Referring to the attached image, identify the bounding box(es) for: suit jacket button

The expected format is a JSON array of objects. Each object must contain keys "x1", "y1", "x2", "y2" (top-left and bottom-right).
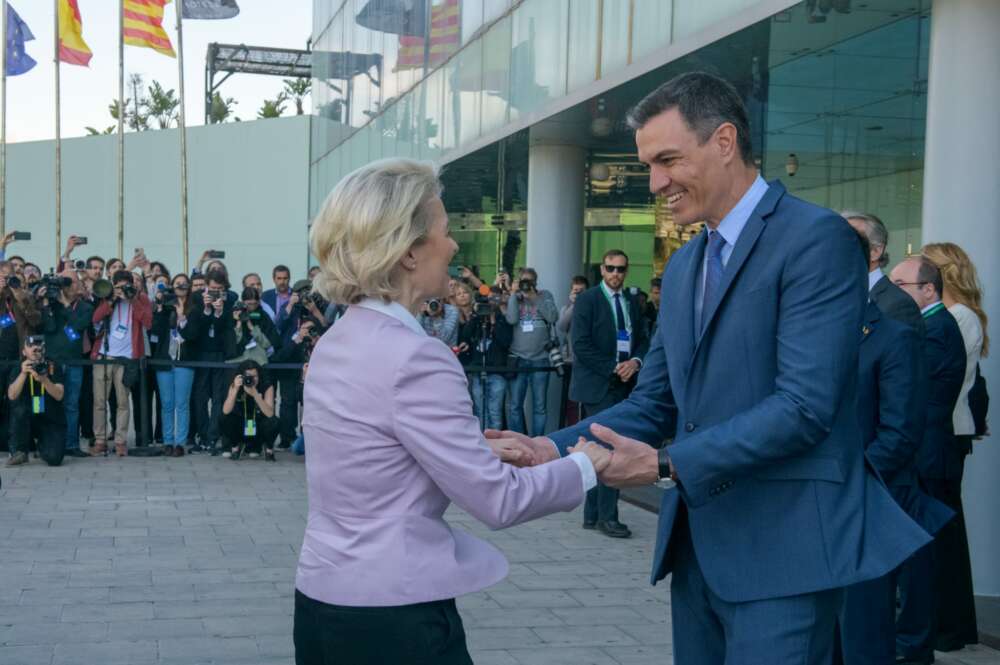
[{"x1": 684, "y1": 422, "x2": 696, "y2": 433}]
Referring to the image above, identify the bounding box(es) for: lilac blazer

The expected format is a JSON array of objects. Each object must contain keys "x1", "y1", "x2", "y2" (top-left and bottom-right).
[{"x1": 295, "y1": 302, "x2": 585, "y2": 607}]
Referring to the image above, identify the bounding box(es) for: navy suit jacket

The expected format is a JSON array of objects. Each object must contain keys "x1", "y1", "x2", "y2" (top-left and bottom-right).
[
  {"x1": 550, "y1": 181, "x2": 929, "y2": 603},
  {"x1": 569, "y1": 286, "x2": 649, "y2": 405},
  {"x1": 915, "y1": 307, "x2": 966, "y2": 480},
  {"x1": 857, "y1": 302, "x2": 952, "y2": 535}
]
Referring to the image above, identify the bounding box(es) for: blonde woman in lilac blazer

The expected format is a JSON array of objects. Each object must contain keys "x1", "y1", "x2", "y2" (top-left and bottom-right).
[{"x1": 294, "y1": 158, "x2": 609, "y2": 665}]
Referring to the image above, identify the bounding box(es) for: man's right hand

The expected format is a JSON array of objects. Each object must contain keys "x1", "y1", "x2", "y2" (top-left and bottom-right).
[
  {"x1": 64, "y1": 235, "x2": 82, "y2": 257},
  {"x1": 484, "y1": 429, "x2": 560, "y2": 466},
  {"x1": 1, "y1": 231, "x2": 17, "y2": 249},
  {"x1": 21, "y1": 359, "x2": 38, "y2": 380},
  {"x1": 296, "y1": 322, "x2": 313, "y2": 342}
]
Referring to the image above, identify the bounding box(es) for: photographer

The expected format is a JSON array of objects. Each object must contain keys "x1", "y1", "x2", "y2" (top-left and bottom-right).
[
  {"x1": 5, "y1": 336, "x2": 66, "y2": 467},
  {"x1": 504, "y1": 267, "x2": 559, "y2": 435},
  {"x1": 221, "y1": 360, "x2": 277, "y2": 461},
  {"x1": 190, "y1": 269, "x2": 237, "y2": 454},
  {"x1": 151, "y1": 273, "x2": 200, "y2": 456},
  {"x1": 90, "y1": 270, "x2": 152, "y2": 457},
  {"x1": 272, "y1": 280, "x2": 325, "y2": 449},
  {"x1": 262, "y1": 265, "x2": 292, "y2": 324},
  {"x1": 227, "y1": 287, "x2": 280, "y2": 366},
  {"x1": 419, "y1": 297, "x2": 459, "y2": 347},
  {"x1": 242, "y1": 273, "x2": 277, "y2": 321},
  {"x1": 271, "y1": 315, "x2": 320, "y2": 449},
  {"x1": 458, "y1": 286, "x2": 513, "y2": 430},
  {"x1": 38, "y1": 270, "x2": 93, "y2": 457}
]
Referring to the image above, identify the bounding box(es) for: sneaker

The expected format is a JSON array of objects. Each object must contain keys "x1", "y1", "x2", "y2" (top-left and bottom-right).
[
  {"x1": 66, "y1": 449, "x2": 90, "y2": 458},
  {"x1": 209, "y1": 446, "x2": 221, "y2": 457},
  {"x1": 222, "y1": 450, "x2": 232, "y2": 459},
  {"x1": 5, "y1": 452, "x2": 28, "y2": 466},
  {"x1": 248, "y1": 452, "x2": 260, "y2": 459},
  {"x1": 188, "y1": 444, "x2": 204, "y2": 454}
]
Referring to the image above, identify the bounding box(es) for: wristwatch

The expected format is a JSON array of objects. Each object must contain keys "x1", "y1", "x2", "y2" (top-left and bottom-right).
[{"x1": 658, "y1": 447, "x2": 676, "y2": 482}]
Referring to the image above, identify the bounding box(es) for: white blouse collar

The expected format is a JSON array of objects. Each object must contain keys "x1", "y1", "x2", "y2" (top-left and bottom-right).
[{"x1": 356, "y1": 298, "x2": 427, "y2": 337}]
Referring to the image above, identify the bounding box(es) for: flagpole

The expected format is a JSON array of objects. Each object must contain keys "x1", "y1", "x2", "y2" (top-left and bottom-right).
[
  {"x1": 54, "y1": 0, "x2": 62, "y2": 268},
  {"x1": 175, "y1": 0, "x2": 189, "y2": 274},
  {"x1": 117, "y1": 0, "x2": 124, "y2": 258},
  {"x1": 1, "y1": 0, "x2": 8, "y2": 239}
]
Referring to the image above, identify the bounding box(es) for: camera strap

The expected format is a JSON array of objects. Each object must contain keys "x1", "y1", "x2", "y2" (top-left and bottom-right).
[
  {"x1": 242, "y1": 397, "x2": 257, "y2": 437},
  {"x1": 29, "y1": 375, "x2": 46, "y2": 414}
]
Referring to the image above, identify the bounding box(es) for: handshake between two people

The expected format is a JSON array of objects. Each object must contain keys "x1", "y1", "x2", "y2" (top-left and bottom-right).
[{"x1": 485, "y1": 423, "x2": 664, "y2": 489}]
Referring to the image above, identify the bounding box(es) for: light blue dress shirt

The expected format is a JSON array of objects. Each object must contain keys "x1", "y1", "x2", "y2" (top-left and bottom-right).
[{"x1": 694, "y1": 175, "x2": 770, "y2": 326}]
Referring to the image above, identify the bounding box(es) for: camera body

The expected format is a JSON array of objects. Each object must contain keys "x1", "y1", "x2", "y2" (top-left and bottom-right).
[
  {"x1": 33, "y1": 274, "x2": 73, "y2": 297},
  {"x1": 120, "y1": 283, "x2": 138, "y2": 300},
  {"x1": 426, "y1": 298, "x2": 442, "y2": 315},
  {"x1": 518, "y1": 279, "x2": 535, "y2": 293},
  {"x1": 545, "y1": 340, "x2": 566, "y2": 377},
  {"x1": 473, "y1": 292, "x2": 497, "y2": 317},
  {"x1": 241, "y1": 373, "x2": 257, "y2": 389},
  {"x1": 156, "y1": 284, "x2": 177, "y2": 307}
]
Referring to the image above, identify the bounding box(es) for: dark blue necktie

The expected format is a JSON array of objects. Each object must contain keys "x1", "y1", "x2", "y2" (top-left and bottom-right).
[
  {"x1": 701, "y1": 230, "x2": 725, "y2": 331},
  {"x1": 613, "y1": 293, "x2": 628, "y2": 362}
]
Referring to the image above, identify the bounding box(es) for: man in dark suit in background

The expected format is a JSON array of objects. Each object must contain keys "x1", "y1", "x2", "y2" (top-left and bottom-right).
[
  {"x1": 844, "y1": 211, "x2": 925, "y2": 336},
  {"x1": 570, "y1": 249, "x2": 649, "y2": 538},
  {"x1": 890, "y1": 255, "x2": 967, "y2": 663},
  {"x1": 837, "y1": 235, "x2": 954, "y2": 665}
]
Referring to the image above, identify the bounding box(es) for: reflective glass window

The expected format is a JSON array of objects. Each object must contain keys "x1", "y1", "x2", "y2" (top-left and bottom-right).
[
  {"x1": 600, "y1": 0, "x2": 631, "y2": 77},
  {"x1": 509, "y1": 0, "x2": 568, "y2": 121},
  {"x1": 567, "y1": 0, "x2": 599, "y2": 92},
  {"x1": 632, "y1": 0, "x2": 672, "y2": 61},
  {"x1": 444, "y1": 38, "x2": 483, "y2": 149},
  {"x1": 480, "y1": 15, "x2": 511, "y2": 134}
]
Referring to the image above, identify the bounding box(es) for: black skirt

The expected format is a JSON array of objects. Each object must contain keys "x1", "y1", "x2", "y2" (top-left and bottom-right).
[{"x1": 294, "y1": 588, "x2": 474, "y2": 665}]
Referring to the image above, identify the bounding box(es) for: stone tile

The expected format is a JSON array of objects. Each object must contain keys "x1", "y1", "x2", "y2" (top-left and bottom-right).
[
  {"x1": 551, "y1": 606, "x2": 647, "y2": 626},
  {"x1": 203, "y1": 614, "x2": 293, "y2": 638},
  {"x1": 604, "y1": 645, "x2": 674, "y2": 664},
  {"x1": 114, "y1": 618, "x2": 205, "y2": 640},
  {"x1": 52, "y1": 639, "x2": 157, "y2": 665},
  {"x1": 508, "y1": 647, "x2": 619, "y2": 665},
  {"x1": 0, "y1": 645, "x2": 54, "y2": 665},
  {"x1": 467, "y1": 627, "x2": 542, "y2": 650},
  {"x1": 157, "y1": 635, "x2": 261, "y2": 663},
  {"x1": 463, "y1": 607, "x2": 564, "y2": 629},
  {"x1": 61, "y1": 601, "x2": 153, "y2": 622},
  {"x1": 531, "y1": 625, "x2": 638, "y2": 648},
  {"x1": 488, "y1": 590, "x2": 582, "y2": 609}
]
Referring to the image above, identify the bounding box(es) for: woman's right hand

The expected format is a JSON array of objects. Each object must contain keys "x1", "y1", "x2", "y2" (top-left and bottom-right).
[{"x1": 568, "y1": 438, "x2": 612, "y2": 473}]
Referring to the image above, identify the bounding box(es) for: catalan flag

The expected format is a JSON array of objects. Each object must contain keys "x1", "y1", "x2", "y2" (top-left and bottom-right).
[
  {"x1": 57, "y1": 0, "x2": 93, "y2": 66},
  {"x1": 124, "y1": 0, "x2": 176, "y2": 58},
  {"x1": 396, "y1": 0, "x2": 459, "y2": 71}
]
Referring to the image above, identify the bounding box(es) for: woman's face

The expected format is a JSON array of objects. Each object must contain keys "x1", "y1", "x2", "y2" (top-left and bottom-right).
[
  {"x1": 107, "y1": 260, "x2": 125, "y2": 276},
  {"x1": 172, "y1": 277, "x2": 190, "y2": 297},
  {"x1": 409, "y1": 198, "x2": 458, "y2": 301},
  {"x1": 454, "y1": 287, "x2": 472, "y2": 307},
  {"x1": 244, "y1": 298, "x2": 260, "y2": 312}
]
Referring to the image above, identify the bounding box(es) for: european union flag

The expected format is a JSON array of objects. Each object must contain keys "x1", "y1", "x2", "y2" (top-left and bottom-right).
[{"x1": 5, "y1": 4, "x2": 37, "y2": 76}]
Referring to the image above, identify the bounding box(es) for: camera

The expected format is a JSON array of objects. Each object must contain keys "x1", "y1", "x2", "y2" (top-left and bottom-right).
[
  {"x1": 473, "y1": 285, "x2": 497, "y2": 317},
  {"x1": 156, "y1": 284, "x2": 177, "y2": 307},
  {"x1": 241, "y1": 373, "x2": 257, "y2": 389},
  {"x1": 26, "y1": 336, "x2": 48, "y2": 376},
  {"x1": 7, "y1": 275, "x2": 22, "y2": 290},
  {"x1": 426, "y1": 298, "x2": 442, "y2": 314},
  {"x1": 120, "y1": 283, "x2": 138, "y2": 300},
  {"x1": 204, "y1": 288, "x2": 222, "y2": 303},
  {"x1": 518, "y1": 279, "x2": 535, "y2": 292},
  {"x1": 234, "y1": 301, "x2": 254, "y2": 323},
  {"x1": 32, "y1": 274, "x2": 73, "y2": 297},
  {"x1": 545, "y1": 340, "x2": 566, "y2": 377},
  {"x1": 73, "y1": 259, "x2": 86, "y2": 271}
]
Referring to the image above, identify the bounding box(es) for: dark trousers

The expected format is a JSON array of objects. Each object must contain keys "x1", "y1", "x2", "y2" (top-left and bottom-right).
[
  {"x1": 9, "y1": 405, "x2": 65, "y2": 467},
  {"x1": 79, "y1": 361, "x2": 95, "y2": 439},
  {"x1": 837, "y1": 567, "x2": 898, "y2": 665},
  {"x1": 129, "y1": 366, "x2": 157, "y2": 446},
  {"x1": 293, "y1": 589, "x2": 472, "y2": 665},
  {"x1": 221, "y1": 411, "x2": 278, "y2": 452},
  {"x1": 671, "y1": 514, "x2": 841, "y2": 665},
  {"x1": 193, "y1": 353, "x2": 227, "y2": 446},
  {"x1": 581, "y1": 382, "x2": 630, "y2": 524},
  {"x1": 896, "y1": 540, "x2": 937, "y2": 659},
  {"x1": 277, "y1": 375, "x2": 302, "y2": 446},
  {"x1": 926, "y1": 454, "x2": 979, "y2": 649}
]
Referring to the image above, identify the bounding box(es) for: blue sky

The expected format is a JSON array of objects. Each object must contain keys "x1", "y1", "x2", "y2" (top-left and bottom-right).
[{"x1": 4, "y1": 0, "x2": 313, "y2": 143}]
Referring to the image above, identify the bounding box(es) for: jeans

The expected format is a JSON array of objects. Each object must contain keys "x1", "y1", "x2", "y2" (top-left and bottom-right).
[
  {"x1": 156, "y1": 368, "x2": 195, "y2": 447},
  {"x1": 291, "y1": 433, "x2": 305, "y2": 456},
  {"x1": 469, "y1": 373, "x2": 507, "y2": 431},
  {"x1": 507, "y1": 358, "x2": 550, "y2": 436},
  {"x1": 61, "y1": 365, "x2": 84, "y2": 451}
]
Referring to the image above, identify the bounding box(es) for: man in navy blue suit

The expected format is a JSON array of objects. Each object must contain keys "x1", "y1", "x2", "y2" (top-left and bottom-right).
[
  {"x1": 489, "y1": 72, "x2": 929, "y2": 664},
  {"x1": 889, "y1": 255, "x2": 967, "y2": 663},
  {"x1": 570, "y1": 249, "x2": 650, "y2": 538},
  {"x1": 836, "y1": 232, "x2": 953, "y2": 665}
]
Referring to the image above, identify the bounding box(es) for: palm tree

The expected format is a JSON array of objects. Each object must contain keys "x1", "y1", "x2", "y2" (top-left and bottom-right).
[
  {"x1": 85, "y1": 126, "x2": 116, "y2": 135},
  {"x1": 109, "y1": 98, "x2": 148, "y2": 132},
  {"x1": 209, "y1": 92, "x2": 237, "y2": 124},
  {"x1": 146, "y1": 80, "x2": 180, "y2": 129},
  {"x1": 281, "y1": 78, "x2": 311, "y2": 115},
  {"x1": 258, "y1": 94, "x2": 288, "y2": 119}
]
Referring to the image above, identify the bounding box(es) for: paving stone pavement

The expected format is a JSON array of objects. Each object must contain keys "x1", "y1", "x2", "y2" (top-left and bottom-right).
[{"x1": 0, "y1": 453, "x2": 997, "y2": 665}]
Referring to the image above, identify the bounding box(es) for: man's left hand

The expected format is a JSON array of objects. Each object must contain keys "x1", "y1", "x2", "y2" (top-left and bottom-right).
[
  {"x1": 484, "y1": 429, "x2": 560, "y2": 466},
  {"x1": 614, "y1": 359, "x2": 640, "y2": 383},
  {"x1": 589, "y1": 423, "x2": 658, "y2": 488}
]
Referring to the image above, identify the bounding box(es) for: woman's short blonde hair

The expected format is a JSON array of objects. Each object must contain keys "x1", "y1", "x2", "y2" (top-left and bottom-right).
[{"x1": 310, "y1": 158, "x2": 442, "y2": 305}]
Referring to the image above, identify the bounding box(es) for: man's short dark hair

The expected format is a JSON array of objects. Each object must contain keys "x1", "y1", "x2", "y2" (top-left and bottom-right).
[
  {"x1": 86, "y1": 256, "x2": 105, "y2": 268},
  {"x1": 650, "y1": 277, "x2": 662, "y2": 288},
  {"x1": 915, "y1": 256, "x2": 944, "y2": 298},
  {"x1": 237, "y1": 359, "x2": 263, "y2": 376},
  {"x1": 273, "y1": 265, "x2": 290, "y2": 278},
  {"x1": 8, "y1": 255, "x2": 24, "y2": 263},
  {"x1": 627, "y1": 71, "x2": 753, "y2": 165},
  {"x1": 205, "y1": 269, "x2": 230, "y2": 290},
  {"x1": 571, "y1": 275, "x2": 590, "y2": 288},
  {"x1": 602, "y1": 249, "x2": 629, "y2": 265},
  {"x1": 242, "y1": 272, "x2": 261, "y2": 287},
  {"x1": 112, "y1": 270, "x2": 133, "y2": 285},
  {"x1": 843, "y1": 210, "x2": 889, "y2": 267}
]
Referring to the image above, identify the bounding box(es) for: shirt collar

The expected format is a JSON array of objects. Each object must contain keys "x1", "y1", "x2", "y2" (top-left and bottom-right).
[
  {"x1": 356, "y1": 298, "x2": 427, "y2": 336},
  {"x1": 711, "y1": 174, "x2": 769, "y2": 248},
  {"x1": 920, "y1": 300, "x2": 943, "y2": 315},
  {"x1": 600, "y1": 281, "x2": 622, "y2": 298},
  {"x1": 868, "y1": 268, "x2": 883, "y2": 292}
]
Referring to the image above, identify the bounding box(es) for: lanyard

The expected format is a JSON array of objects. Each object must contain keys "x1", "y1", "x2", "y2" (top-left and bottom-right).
[
  {"x1": 29, "y1": 375, "x2": 45, "y2": 398},
  {"x1": 242, "y1": 394, "x2": 256, "y2": 423},
  {"x1": 518, "y1": 301, "x2": 539, "y2": 321},
  {"x1": 600, "y1": 282, "x2": 632, "y2": 332},
  {"x1": 922, "y1": 302, "x2": 946, "y2": 319}
]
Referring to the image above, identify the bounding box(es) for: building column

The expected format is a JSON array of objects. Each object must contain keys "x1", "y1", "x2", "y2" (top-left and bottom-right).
[
  {"x1": 526, "y1": 141, "x2": 586, "y2": 433},
  {"x1": 526, "y1": 142, "x2": 587, "y2": 303},
  {"x1": 921, "y1": 0, "x2": 1000, "y2": 596}
]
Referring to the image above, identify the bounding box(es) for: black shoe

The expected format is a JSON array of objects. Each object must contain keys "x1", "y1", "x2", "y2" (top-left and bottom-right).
[
  {"x1": 209, "y1": 446, "x2": 221, "y2": 457},
  {"x1": 934, "y1": 638, "x2": 967, "y2": 653},
  {"x1": 229, "y1": 447, "x2": 242, "y2": 461},
  {"x1": 66, "y1": 449, "x2": 89, "y2": 458},
  {"x1": 895, "y1": 651, "x2": 934, "y2": 664},
  {"x1": 277, "y1": 441, "x2": 291, "y2": 450},
  {"x1": 264, "y1": 450, "x2": 276, "y2": 462},
  {"x1": 597, "y1": 521, "x2": 632, "y2": 539},
  {"x1": 187, "y1": 444, "x2": 203, "y2": 454},
  {"x1": 582, "y1": 521, "x2": 597, "y2": 530}
]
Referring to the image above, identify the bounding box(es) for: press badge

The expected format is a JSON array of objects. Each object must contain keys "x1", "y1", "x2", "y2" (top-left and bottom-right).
[
  {"x1": 0, "y1": 314, "x2": 14, "y2": 329},
  {"x1": 617, "y1": 330, "x2": 631, "y2": 355},
  {"x1": 112, "y1": 323, "x2": 128, "y2": 340},
  {"x1": 244, "y1": 419, "x2": 257, "y2": 437},
  {"x1": 149, "y1": 334, "x2": 159, "y2": 344},
  {"x1": 245, "y1": 339, "x2": 258, "y2": 350},
  {"x1": 64, "y1": 325, "x2": 81, "y2": 342},
  {"x1": 32, "y1": 395, "x2": 45, "y2": 415},
  {"x1": 521, "y1": 320, "x2": 535, "y2": 333}
]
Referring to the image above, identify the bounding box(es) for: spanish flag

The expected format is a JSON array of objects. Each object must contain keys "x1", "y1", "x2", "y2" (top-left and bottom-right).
[
  {"x1": 58, "y1": 0, "x2": 93, "y2": 66},
  {"x1": 124, "y1": 0, "x2": 176, "y2": 58}
]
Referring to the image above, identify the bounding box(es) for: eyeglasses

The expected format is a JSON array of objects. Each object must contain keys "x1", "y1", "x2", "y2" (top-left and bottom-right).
[{"x1": 603, "y1": 265, "x2": 628, "y2": 274}]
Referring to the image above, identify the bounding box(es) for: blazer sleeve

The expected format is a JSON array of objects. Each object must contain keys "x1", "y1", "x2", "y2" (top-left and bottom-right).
[
  {"x1": 866, "y1": 324, "x2": 925, "y2": 480},
  {"x1": 667, "y1": 215, "x2": 866, "y2": 507},
  {"x1": 392, "y1": 336, "x2": 584, "y2": 529}
]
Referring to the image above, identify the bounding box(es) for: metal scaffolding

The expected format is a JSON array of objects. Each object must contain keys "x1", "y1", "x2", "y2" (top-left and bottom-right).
[{"x1": 204, "y1": 43, "x2": 312, "y2": 123}]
